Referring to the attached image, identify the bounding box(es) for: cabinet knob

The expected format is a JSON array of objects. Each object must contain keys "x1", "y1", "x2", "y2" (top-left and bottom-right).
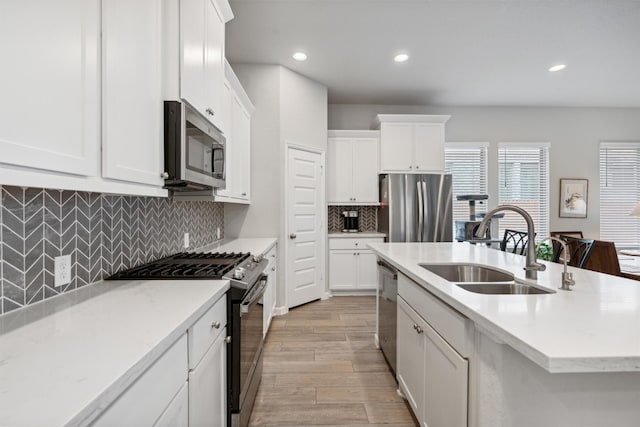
[
  {"x1": 242, "y1": 192, "x2": 247, "y2": 196},
  {"x1": 206, "y1": 108, "x2": 215, "y2": 116},
  {"x1": 416, "y1": 165, "x2": 420, "y2": 169},
  {"x1": 416, "y1": 326, "x2": 424, "y2": 334},
  {"x1": 409, "y1": 166, "x2": 413, "y2": 169},
  {"x1": 224, "y1": 336, "x2": 231, "y2": 344},
  {"x1": 289, "y1": 233, "x2": 297, "y2": 239},
  {"x1": 211, "y1": 321, "x2": 221, "y2": 329},
  {"x1": 271, "y1": 267, "x2": 276, "y2": 271},
  {"x1": 161, "y1": 172, "x2": 169, "y2": 179}
]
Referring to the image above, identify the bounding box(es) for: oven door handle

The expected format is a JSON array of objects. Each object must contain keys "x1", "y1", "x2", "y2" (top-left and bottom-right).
[{"x1": 240, "y1": 274, "x2": 268, "y2": 316}]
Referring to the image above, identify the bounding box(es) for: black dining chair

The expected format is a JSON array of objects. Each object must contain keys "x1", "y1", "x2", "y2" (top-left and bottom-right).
[
  {"x1": 500, "y1": 229, "x2": 532, "y2": 255},
  {"x1": 553, "y1": 235, "x2": 596, "y2": 268}
]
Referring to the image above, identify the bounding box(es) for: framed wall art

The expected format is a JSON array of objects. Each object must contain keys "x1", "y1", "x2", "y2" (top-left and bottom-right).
[{"x1": 559, "y1": 178, "x2": 588, "y2": 218}]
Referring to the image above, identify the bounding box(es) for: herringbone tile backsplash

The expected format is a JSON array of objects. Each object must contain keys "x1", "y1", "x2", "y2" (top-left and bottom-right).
[
  {"x1": 328, "y1": 206, "x2": 378, "y2": 232},
  {"x1": 0, "y1": 185, "x2": 224, "y2": 315}
]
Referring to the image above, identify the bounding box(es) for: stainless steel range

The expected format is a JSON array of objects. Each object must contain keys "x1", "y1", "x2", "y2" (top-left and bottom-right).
[{"x1": 108, "y1": 251, "x2": 268, "y2": 427}]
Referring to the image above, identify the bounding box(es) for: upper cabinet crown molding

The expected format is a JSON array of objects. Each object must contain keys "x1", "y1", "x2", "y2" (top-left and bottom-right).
[
  {"x1": 374, "y1": 114, "x2": 451, "y2": 126},
  {"x1": 328, "y1": 130, "x2": 379, "y2": 139}
]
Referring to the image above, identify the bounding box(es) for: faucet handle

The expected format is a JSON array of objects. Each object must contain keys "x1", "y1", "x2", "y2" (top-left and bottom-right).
[{"x1": 524, "y1": 262, "x2": 546, "y2": 272}]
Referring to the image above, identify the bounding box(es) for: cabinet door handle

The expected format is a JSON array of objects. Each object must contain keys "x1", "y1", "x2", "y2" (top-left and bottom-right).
[{"x1": 211, "y1": 321, "x2": 221, "y2": 329}]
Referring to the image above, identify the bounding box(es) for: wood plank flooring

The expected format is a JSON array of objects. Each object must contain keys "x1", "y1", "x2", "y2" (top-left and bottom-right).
[{"x1": 249, "y1": 296, "x2": 417, "y2": 427}]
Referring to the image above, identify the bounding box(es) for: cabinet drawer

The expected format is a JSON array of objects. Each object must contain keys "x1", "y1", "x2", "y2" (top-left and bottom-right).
[
  {"x1": 92, "y1": 334, "x2": 188, "y2": 426},
  {"x1": 188, "y1": 295, "x2": 227, "y2": 369},
  {"x1": 398, "y1": 273, "x2": 470, "y2": 357},
  {"x1": 329, "y1": 237, "x2": 383, "y2": 250}
]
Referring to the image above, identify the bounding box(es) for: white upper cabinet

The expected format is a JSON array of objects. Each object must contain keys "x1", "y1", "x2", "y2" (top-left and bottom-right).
[
  {"x1": 0, "y1": 0, "x2": 100, "y2": 176},
  {"x1": 180, "y1": 0, "x2": 232, "y2": 133},
  {"x1": 102, "y1": 0, "x2": 164, "y2": 187},
  {"x1": 376, "y1": 115, "x2": 450, "y2": 173},
  {"x1": 327, "y1": 130, "x2": 379, "y2": 205},
  {"x1": 214, "y1": 61, "x2": 253, "y2": 203}
]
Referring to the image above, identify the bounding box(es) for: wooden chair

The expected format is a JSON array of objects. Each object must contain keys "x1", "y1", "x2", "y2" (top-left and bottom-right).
[
  {"x1": 584, "y1": 240, "x2": 640, "y2": 281},
  {"x1": 553, "y1": 236, "x2": 596, "y2": 268},
  {"x1": 550, "y1": 231, "x2": 583, "y2": 256},
  {"x1": 500, "y1": 229, "x2": 532, "y2": 255}
]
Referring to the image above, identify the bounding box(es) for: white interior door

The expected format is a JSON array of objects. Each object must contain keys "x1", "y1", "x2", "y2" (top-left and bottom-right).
[{"x1": 286, "y1": 145, "x2": 325, "y2": 308}]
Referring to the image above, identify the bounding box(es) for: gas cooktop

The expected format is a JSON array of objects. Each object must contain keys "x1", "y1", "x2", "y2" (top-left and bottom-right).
[{"x1": 107, "y1": 252, "x2": 251, "y2": 280}]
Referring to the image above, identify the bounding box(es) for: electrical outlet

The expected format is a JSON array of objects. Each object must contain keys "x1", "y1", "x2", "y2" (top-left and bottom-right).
[
  {"x1": 55, "y1": 255, "x2": 71, "y2": 287},
  {"x1": 184, "y1": 233, "x2": 190, "y2": 249},
  {"x1": 216, "y1": 226, "x2": 221, "y2": 240}
]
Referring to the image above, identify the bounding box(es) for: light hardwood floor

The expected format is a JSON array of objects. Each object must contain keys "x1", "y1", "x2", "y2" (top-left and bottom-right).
[{"x1": 249, "y1": 296, "x2": 417, "y2": 427}]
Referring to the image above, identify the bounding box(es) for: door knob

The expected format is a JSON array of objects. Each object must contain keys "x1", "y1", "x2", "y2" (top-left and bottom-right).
[{"x1": 289, "y1": 233, "x2": 297, "y2": 239}]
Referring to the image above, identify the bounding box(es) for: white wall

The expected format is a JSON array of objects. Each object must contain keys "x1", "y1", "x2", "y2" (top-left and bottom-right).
[{"x1": 329, "y1": 104, "x2": 640, "y2": 238}]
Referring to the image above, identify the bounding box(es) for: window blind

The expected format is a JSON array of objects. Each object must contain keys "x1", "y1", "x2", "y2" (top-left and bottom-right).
[
  {"x1": 599, "y1": 142, "x2": 640, "y2": 246},
  {"x1": 445, "y1": 143, "x2": 489, "y2": 236},
  {"x1": 497, "y1": 143, "x2": 550, "y2": 242}
]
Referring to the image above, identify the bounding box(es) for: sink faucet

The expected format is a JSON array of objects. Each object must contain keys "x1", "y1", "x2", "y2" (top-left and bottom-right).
[
  {"x1": 539, "y1": 236, "x2": 575, "y2": 291},
  {"x1": 475, "y1": 205, "x2": 546, "y2": 280}
]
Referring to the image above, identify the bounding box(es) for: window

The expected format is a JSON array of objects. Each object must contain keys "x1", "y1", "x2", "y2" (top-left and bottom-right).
[
  {"x1": 445, "y1": 143, "x2": 489, "y2": 236},
  {"x1": 497, "y1": 143, "x2": 550, "y2": 242},
  {"x1": 600, "y1": 142, "x2": 640, "y2": 247}
]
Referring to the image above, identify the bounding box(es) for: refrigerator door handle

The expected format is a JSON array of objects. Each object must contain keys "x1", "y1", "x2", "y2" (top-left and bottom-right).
[
  {"x1": 416, "y1": 180, "x2": 424, "y2": 242},
  {"x1": 422, "y1": 180, "x2": 429, "y2": 241}
]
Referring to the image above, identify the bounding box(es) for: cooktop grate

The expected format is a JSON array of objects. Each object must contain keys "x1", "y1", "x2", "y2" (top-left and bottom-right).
[{"x1": 107, "y1": 252, "x2": 251, "y2": 280}]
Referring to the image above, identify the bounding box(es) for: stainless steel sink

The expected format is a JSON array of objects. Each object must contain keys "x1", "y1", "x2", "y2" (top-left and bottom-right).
[
  {"x1": 456, "y1": 283, "x2": 553, "y2": 295},
  {"x1": 420, "y1": 263, "x2": 515, "y2": 283}
]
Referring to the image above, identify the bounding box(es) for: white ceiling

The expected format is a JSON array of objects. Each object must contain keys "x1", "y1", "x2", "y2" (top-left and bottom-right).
[{"x1": 225, "y1": 0, "x2": 640, "y2": 107}]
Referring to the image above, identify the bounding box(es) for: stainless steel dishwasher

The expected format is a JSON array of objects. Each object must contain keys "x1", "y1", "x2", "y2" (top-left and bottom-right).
[{"x1": 377, "y1": 258, "x2": 398, "y2": 375}]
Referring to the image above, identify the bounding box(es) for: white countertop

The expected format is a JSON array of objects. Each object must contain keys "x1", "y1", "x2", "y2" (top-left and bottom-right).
[
  {"x1": 201, "y1": 237, "x2": 277, "y2": 256},
  {"x1": 0, "y1": 279, "x2": 229, "y2": 427},
  {"x1": 328, "y1": 231, "x2": 386, "y2": 238},
  {"x1": 369, "y1": 242, "x2": 640, "y2": 373}
]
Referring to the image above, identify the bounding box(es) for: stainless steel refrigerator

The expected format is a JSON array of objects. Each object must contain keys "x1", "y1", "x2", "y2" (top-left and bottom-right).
[{"x1": 378, "y1": 173, "x2": 453, "y2": 242}]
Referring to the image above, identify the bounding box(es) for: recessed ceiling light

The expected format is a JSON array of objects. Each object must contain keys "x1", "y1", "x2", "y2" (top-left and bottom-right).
[
  {"x1": 548, "y1": 64, "x2": 566, "y2": 72},
  {"x1": 293, "y1": 52, "x2": 307, "y2": 61},
  {"x1": 394, "y1": 53, "x2": 409, "y2": 63}
]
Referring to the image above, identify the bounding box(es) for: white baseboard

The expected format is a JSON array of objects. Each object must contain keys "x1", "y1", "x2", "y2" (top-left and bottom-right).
[
  {"x1": 273, "y1": 306, "x2": 289, "y2": 316},
  {"x1": 328, "y1": 290, "x2": 377, "y2": 297},
  {"x1": 321, "y1": 291, "x2": 332, "y2": 300},
  {"x1": 374, "y1": 333, "x2": 379, "y2": 349}
]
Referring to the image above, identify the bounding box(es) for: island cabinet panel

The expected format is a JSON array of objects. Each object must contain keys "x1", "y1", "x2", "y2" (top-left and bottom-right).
[
  {"x1": 397, "y1": 273, "x2": 470, "y2": 427},
  {"x1": 153, "y1": 383, "x2": 188, "y2": 427}
]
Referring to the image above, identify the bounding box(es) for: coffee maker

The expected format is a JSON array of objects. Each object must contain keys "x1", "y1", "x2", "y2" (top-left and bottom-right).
[{"x1": 342, "y1": 210, "x2": 359, "y2": 232}]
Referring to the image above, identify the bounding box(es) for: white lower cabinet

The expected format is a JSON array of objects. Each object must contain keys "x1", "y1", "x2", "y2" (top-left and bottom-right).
[
  {"x1": 262, "y1": 244, "x2": 278, "y2": 336},
  {"x1": 189, "y1": 327, "x2": 227, "y2": 427},
  {"x1": 154, "y1": 382, "x2": 189, "y2": 427},
  {"x1": 92, "y1": 334, "x2": 189, "y2": 426},
  {"x1": 397, "y1": 274, "x2": 469, "y2": 427},
  {"x1": 329, "y1": 237, "x2": 383, "y2": 291},
  {"x1": 91, "y1": 294, "x2": 228, "y2": 426}
]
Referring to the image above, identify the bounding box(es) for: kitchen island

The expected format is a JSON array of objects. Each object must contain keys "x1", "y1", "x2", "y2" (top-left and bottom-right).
[{"x1": 369, "y1": 242, "x2": 640, "y2": 427}]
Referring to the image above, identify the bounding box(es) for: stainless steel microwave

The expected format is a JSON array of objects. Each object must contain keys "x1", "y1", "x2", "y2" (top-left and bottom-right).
[{"x1": 163, "y1": 101, "x2": 226, "y2": 191}]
